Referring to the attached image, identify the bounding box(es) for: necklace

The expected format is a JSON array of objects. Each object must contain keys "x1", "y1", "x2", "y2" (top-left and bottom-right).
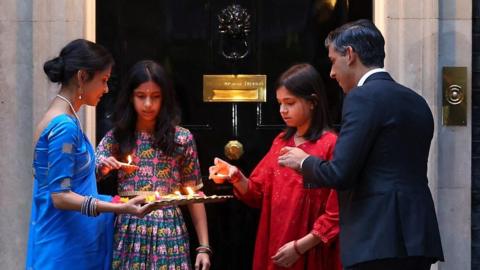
[
  {"x1": 293, "y1": 132, "x2": 305, "y2": 146},
  {"x1": 56, "y1": 94, "x2": 82, "y2": 132}
]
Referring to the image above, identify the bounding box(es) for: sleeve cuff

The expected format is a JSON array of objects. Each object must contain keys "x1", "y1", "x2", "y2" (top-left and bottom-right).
[
  {"x1": 300, "y1": 155, "x2": 310, "y2": 170},
  {"x1": 302, "y1": 156, "x2": 323, "y2": 189},
  {"x1": 311, "y1": 230, "x2": 330, "y2": 244}
]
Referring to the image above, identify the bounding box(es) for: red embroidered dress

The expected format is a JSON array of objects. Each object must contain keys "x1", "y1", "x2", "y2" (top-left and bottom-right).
[{"x1": 235, "y1": 131, "x2": 341, "y2": 270}]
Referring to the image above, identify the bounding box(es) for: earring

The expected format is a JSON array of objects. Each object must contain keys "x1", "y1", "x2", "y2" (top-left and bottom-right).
[{"x1": 78, "y1": 87, "x2": 83, "y2": 100}]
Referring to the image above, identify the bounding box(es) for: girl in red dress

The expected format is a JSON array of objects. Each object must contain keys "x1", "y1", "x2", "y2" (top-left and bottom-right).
[{"x1": 210, "y1": 63, "x2": 341, "y2": 270}]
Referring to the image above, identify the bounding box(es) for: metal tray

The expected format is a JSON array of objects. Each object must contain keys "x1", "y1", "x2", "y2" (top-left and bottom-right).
[{"x1": 150, "y1": 195, "x2": 234, "y2": 206}]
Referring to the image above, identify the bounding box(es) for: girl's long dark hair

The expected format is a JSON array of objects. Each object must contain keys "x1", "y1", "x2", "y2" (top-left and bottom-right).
[
  {"x1": 277, "y1": 63, "x2": 332, "y2": 142},
  {"x1": 112, "y1": 60, "x2": 179, "y2": 158}
]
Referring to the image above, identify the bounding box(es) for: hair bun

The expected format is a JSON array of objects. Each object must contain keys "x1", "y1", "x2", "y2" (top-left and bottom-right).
[{"x1": 43, "y1": 56, "x2": 65, "y2": 83}]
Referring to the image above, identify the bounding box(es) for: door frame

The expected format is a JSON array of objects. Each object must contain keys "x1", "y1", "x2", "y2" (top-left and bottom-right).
[{"x1": 84, "y1": 0, "x2": 97, "y2": 145}]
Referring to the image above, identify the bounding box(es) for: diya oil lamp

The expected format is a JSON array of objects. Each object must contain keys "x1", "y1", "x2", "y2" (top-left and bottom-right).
[
  {"x1": 119, "y1": 155, "x2": 139, "y2": 174},
  {"x1": 209, "y1": 171, "x2": 229, "y2": 184}
]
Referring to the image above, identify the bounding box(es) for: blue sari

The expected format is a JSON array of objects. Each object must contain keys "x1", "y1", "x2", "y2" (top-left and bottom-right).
[{"x1": 26, "y1": 114, "x2": 114, "y2": 270}]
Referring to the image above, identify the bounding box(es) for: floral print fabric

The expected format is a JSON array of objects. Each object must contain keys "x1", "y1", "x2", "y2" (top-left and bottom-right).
[{"x1": 96, "y1": 127, "x2": 202, "y2": 270}]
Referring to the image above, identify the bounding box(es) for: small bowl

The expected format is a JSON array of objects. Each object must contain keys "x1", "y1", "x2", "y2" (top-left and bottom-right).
[
  {"x1": 119, "y1": 162, "x2": 139, "y2": 174},
  {"x1": 209, "y1": 173, "x2": 228, "y2": 184}
]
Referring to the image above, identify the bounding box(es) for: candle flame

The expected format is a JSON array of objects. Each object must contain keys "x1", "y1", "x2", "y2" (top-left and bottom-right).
[
  {"x1": 186, "y1": 187, "x2": 194, "y2": 195},
  {"x1": 174, "y1": 191, "x2": 182, "y2": 196},
  {"x1": 127, "y1": 155, "x2": 132, "y2": 164}
]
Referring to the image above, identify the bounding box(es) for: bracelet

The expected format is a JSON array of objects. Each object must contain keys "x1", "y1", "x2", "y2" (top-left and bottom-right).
[
  {"x1": 196, "y1": 249, "x2": 213, "y2": 256},
  {"x1": 80, "y1": 196, "x2": 100, "y2": 217},
  {"x1": 196, "y1": 247, "x2": 213, "y2": 253},
  {"x1": 293, "y1": 240, "x2": 303, "y2": 256},
  {"x1": 197, "y1": 244, "x2": 211, "y2": 249},
  {"x1": 197, "y1": 250, "x2": 211, "y2": 257},
  {"x1": 92, "y1": 198, "x2": 99, "y2": 217},
  {"x1": 196, "y1": 244, "x2": 213, "y2": 255}
]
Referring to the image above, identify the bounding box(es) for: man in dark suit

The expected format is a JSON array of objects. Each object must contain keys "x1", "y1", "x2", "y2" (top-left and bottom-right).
[{"x1": 278, "y1": 19, "x2": 444, "y2": 270}]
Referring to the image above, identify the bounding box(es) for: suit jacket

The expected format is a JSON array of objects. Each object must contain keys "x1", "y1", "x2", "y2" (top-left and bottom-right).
[{"x1": 302, "y1": 72, "x2": 444, "y2": 267}]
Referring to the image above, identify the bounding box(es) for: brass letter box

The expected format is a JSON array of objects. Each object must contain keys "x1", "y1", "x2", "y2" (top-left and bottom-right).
[
  {"x1": 442, "y1": 67, "x2": 467, "y2": 126},
  {"x1": 203, "y1": 74, "x2": 267, "y2": 102}
]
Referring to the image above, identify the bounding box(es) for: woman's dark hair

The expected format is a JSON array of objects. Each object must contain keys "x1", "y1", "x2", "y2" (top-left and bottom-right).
[
  {"x1": 325, "y1": 19, "x2": 385, "y2": 68},
  {"x1": 43, "y1": 39, "x2": 114, "y2": 84},
  {"x1": 277, "y1": 63, "x2": 332, "y2": 142},
  {"x1": 112, "y1": 60, "x2": 180, "y2": 158}
]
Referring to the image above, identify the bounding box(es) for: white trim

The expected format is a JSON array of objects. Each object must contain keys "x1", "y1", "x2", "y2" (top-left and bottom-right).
[
  {"x1": 357, "y1": 68, "x2": 386, "y2": 86},
  {"x1": 373, "y1": 0, "x2": 387, "y2": 67}
]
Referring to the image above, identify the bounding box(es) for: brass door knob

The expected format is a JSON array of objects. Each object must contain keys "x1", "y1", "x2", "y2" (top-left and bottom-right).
[{"x1": 224, "y1": 140, "x2": 244, "y2": 160}]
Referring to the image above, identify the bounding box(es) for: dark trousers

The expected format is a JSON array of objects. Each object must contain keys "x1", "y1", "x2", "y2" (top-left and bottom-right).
[{"x1": 345, "y1": 257, "x2": 433, "y2": 270}]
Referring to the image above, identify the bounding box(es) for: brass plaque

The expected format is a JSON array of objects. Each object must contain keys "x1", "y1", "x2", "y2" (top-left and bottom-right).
[
  {"x1": 203, "y1": 75, "x2": 267, "y2": 102},
  {"x1": 442, "y1": 67, "x2": 467, "y2": 126}
]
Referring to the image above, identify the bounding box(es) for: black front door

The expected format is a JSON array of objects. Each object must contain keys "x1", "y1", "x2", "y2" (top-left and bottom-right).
[{"x1": 96, "y1": 1, "x2": 371, "y2": 269}]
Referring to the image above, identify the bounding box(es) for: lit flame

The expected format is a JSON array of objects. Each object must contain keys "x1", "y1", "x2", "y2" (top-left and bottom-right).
[
  {"x1": 326, "y1": 0, "x2": 337, "y2": 9},
  {"x1": 155, "y1": 191, "x2": 160, "y2": 200},
  {"x1": 186, "y1": 187, "x2": 194, "y2": 195},
  {"x1": 174, "y1": 191, "x2": 182, "y2": 196},
  {"x1": 127, "y1": 155, "x2": 132, "y2": 164}
]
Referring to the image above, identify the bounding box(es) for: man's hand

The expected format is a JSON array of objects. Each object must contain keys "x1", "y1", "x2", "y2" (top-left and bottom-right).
[{"x1": 278, "y1": 146, "x2": 309, "y2": 171}]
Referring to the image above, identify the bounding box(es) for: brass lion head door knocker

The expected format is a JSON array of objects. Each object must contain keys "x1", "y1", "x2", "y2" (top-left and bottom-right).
[{"x1": 218, "y1": 4, "x2": 251, "y2": 62}]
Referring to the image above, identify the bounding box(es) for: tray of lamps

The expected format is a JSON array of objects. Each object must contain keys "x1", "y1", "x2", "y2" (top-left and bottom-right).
[{"x1": 114, "y1": 188, "x2": 234, "y2": 207}]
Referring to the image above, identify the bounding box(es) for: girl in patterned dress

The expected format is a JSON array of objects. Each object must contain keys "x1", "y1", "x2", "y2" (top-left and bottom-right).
[{"x1": 96, "y1": 60, "x2": 210, "y2": 270}]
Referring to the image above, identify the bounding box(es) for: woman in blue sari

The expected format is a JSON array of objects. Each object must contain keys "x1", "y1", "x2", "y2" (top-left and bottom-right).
[{"x1": 26, "y1": 39, "x2": 152, "y2": 270}]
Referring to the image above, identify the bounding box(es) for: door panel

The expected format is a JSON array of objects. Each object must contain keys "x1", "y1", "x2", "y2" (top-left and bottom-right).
[{"x1": 96, "y1": 1, "x2": 371, "y2": 269}]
